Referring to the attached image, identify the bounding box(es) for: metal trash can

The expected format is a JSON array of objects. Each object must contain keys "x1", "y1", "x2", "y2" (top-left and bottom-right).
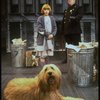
[
  {"x1": 67, "y1": 48, "x2": 94, "y2": 87},
  {"x1": 11, "y1": 44, "x2": 26, "y2": 67}
]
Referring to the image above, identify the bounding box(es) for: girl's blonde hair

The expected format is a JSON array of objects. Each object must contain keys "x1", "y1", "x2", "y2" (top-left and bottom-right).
[{"x1": 41, "y1": 4, "x2": 51, "y2": 14}]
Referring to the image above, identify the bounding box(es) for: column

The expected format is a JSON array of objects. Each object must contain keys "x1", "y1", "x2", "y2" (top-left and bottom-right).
[
  {"x1": 91, "y1": 21, "x2": 95, "y2": 42},
  {"x1": 20, "y1": 22, "x2": 23, "y2": 39},
  {"x1": 7, "y1": 21, "x2": 11, "y2": 52},
  {"x1": 33, "y1": 22, "x2": 38, "y2": 48}
]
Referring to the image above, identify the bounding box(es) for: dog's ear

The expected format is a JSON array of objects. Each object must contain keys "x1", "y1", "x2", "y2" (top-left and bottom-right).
[
  {"x1": 37, "y1": 68, "x2": 45, "y2": 85},
  {"x1": 38, "y1": 71, "x2": 49, "y2": 92},
  {"x1": 38, "y1": 78, "x2": 49, "y2": 92},
  {"x1": 38, "y1": 65, "x2": 48, "y2": 79},
  {"x1": 57, "y1": 77, "x2": 61, "y2": 89},
  {"x1": 49, "y1": 64, "x2": 62, "y2": 76}
]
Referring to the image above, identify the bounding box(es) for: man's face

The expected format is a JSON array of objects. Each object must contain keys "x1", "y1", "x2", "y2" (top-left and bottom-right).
[{"x1": 67, "y1": 0, "x2": 75, "y2": 6}]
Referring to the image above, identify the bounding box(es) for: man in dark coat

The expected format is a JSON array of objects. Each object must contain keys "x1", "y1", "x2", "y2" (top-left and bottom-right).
[{"x1": 62, "y1": 0, "x2": 83, "y2": 63}]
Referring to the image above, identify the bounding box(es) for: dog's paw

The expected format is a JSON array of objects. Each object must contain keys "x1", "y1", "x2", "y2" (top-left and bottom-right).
[{"x1": 63, "y1": 96, "x2": 84, "y2": 100}]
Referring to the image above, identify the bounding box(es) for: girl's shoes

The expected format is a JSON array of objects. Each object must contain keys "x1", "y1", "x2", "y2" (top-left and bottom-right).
[{"x1": 39, "y1": 57, "x2": 49, "y2": 67}]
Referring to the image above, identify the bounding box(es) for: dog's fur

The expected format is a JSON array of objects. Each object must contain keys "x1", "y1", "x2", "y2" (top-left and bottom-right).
[
  {"x1": 4, "y1": 64, "x2": 64, "y2": 100},
  {"x1": 4, "y1": 64, "x2": 84, "y2": 100}
]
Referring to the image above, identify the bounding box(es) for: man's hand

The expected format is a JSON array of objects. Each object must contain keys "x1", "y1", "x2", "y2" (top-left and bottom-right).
[
  {"x1": 70, "y1": 16, "x2": 75, "y2": 19},
  {"x1": 48, "y1": 34, "x2": 53, "y2": 39}
]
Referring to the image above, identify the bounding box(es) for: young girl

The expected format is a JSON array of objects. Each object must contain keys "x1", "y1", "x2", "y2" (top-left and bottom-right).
[{"x1": 36, "y1": 4, "x2": 57, "y2": 66}]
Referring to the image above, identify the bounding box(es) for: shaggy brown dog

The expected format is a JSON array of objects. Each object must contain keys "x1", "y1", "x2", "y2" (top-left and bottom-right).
[
  {"x1": 4, "y1": 64, "x2": 84, "y2": 100},
  {"x1": 4, "y1": 64, "x2": 64, "y2": 100}
]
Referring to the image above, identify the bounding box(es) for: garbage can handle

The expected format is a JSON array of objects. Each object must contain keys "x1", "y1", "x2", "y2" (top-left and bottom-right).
[
  {"x1": 12, "y1": 51, "x2": 18, "y2": 57},
  {"x1": 68, "y1": 54, "x2": 73, "y2": 57}
]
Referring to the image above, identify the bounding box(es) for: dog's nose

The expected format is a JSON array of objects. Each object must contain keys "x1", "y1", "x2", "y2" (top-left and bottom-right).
[{"x1": 48, "y1": 72, "x2": 52, "y2": 76}]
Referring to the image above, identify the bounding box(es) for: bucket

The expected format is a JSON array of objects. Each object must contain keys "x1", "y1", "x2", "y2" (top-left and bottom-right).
[
  {"x1": 67, "y1": 48, "x2": 94, "y2": 87},
  {"x1": 11, "y1": 44, "x2": 26, "y2": 67}
]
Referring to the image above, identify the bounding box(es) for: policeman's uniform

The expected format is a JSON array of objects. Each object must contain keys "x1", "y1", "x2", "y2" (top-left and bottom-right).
[
  {"x1": 62, "y1": 4, "x2": 83, "y2": 45},
  {"x1": 61, "y1": 4, "x2": 83, "y2": 63}
]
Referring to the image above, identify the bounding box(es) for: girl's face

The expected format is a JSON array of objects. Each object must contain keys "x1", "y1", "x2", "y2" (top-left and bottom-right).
[
  {"x1": 67, "y1": 0, "x2": 75, "y2": 6},
  {"x1": 43, "y1": 8, "x2": 50, "y2": 16}
]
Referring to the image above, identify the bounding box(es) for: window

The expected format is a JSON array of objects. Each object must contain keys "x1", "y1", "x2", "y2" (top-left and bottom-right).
[
  {"x1": 40, "y1": 0, "x2": 46, "y2": 4},
  {"x1": 10, "y1": 22, "x2": 20, "y2": 42},
  {"x1": 22, "y1": 22, "x2": 34, "y2": 47},
  {"x1": 76, "y1": 0, "x2": 93, "y2": 15},
  {"x1": 26, "y1": 0, "x2": 32, "y2": 5},
  {"x1": 55, "y1": 0, "x2": 62, "y2": 4},
  {"x1": 83, "y1": 22, "x2": 91, "y2": 42},
  {"x1": 12, "y1": 0, "x2": 18, "y2": 5},
  {"x1": 24, "y1": 0, "x2": 36, "y2": 14},
  {"x1": 53, "y1": 0, "x2": 63, "y2": 14},
  {"x1": 83, "y1": 0, "x2": 93, "y2": 15},
  {"x1": 83, "y1": 0, "x2": 90, "y2": 4},
  {"x1": 10, "y1": 0, "x2": 19, "y2": 13}
]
